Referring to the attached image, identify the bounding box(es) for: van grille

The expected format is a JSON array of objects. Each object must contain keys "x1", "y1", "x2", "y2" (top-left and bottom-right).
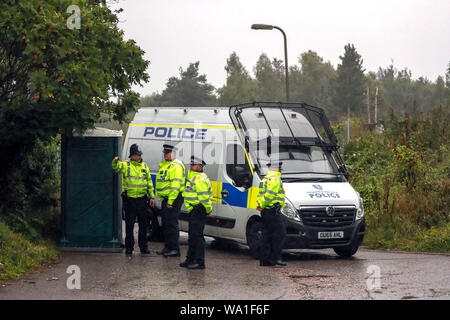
[{"x1": 298, "y1": 206, "x2": 356, "y2": 228}]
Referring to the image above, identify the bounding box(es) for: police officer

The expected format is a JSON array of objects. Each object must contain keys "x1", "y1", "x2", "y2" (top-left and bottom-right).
[
  {"x1": 112, "y1": 144, "x2": 155, "y2": 255},
  {"x1": 180, "y1": 156, "x2": 213, "y2": 269},
  {"x1": 256, "y1": 161, "x2": 287, "y2": 266},
  {"x1": 156, "y1": 144, "x2": 186, "y2": 257}
]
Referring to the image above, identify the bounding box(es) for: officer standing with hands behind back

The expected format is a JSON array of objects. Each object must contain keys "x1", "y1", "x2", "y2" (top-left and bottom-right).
[
  {"x1": 155, "y1": 144, "x2": 186, "y2": 257},
  {"x1": 112, "y1": 144, "x2": 155, "y2": 255},
  {"x1": 180, "y1": 156, "x2": 213, "y2": 269},
  {"x1": 256, "y1": 161, "x2": 287, "y2": 267}
]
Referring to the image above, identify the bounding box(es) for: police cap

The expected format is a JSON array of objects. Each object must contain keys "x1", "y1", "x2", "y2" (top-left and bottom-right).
[
  {"x1": 163, "y1": 144, "x2": 177, "y2": 153},
  {"x1": 190, "y1": 155, "x2": 206, "y2": 166}
]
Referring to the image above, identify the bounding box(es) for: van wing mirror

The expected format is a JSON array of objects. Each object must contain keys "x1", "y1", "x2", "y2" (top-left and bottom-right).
[{"x1": 233, "y1": 165, "x2": 252, "y2": 189}]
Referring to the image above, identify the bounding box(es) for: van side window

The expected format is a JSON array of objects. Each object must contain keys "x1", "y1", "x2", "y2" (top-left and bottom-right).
[{"x1": 226, "y1": 144, "x2": 249, "y2": 178}]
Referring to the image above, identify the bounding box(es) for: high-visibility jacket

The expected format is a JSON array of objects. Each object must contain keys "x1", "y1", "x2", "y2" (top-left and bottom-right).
[
  {"x1": 182, "y1": 171, "x2": 213, "y2": 214},
  {"x1": 112, "y1": 159, "x2": 154, "y2": 199},
  {"x1": 155, "y1": 159, "x2": 186, "y2": 205},
  {"x1": 257, "y1": 170, "x2": 285, "y2": 209}
]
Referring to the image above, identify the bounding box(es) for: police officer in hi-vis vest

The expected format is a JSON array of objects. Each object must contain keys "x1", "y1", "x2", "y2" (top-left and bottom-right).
[
  {"x1": 180, "y1": 156, "x2": 213, "y2": 269},
  {"x1": 112, "y1": 144, "x2": 155, "y2": 255},
  {"x1": 155, "y1": 144, "x2": 186, "y2": 257},
  {"x1": 256, "y1": 161, "x2": 287, "y2": 267}
]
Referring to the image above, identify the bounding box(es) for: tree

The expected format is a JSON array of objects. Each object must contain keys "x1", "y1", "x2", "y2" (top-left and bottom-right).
[
  {"x1": 290, "y1": 50, "x2": 336, "y2": 116},
  {"x1": 446, "y1": 61, "x2": 450, "y2": 88},
  {"x1": 0, "y1": 0, "x2": 148, "y2": 139},
  {"x1": 445, "y1": 61, "x2": 450, "y2": 106},
  {"x1": 217, "y1": 52, "x2": 259, "y2": 106},
  {"x1": 374, "y1": 62, "x2": 449, "y2": 117},
  {"x1": 333, "y1": 44, "x2": 366, "y2": 117},
  {"x1": 154, "y1": 62, "x2": 216, "y2": 107},
  {"x1": 139, "y1": 93, "x2": 159, "y2": 108},
  {"x1": 432, "y1": 76, "x2": 448, "y2": 108},
  {"x1": 0, "y1": 0, "x2": 149, "y2": 217},
  {"x1": 378, "y1": 65, "x2": 416, "y2": 114},
  {"x1": 254, "y1": 53, "x2": 284, "y2": 101}
]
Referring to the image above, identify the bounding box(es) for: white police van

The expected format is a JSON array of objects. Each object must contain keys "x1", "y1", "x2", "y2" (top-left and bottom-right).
[{"x1": 122, "y1": 102, "x2": 365, "y2": 258}]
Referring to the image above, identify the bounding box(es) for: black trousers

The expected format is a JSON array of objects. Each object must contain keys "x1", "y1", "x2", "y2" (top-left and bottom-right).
[
  {"x1": 260, "y1": 206, "x2": 286, "y2": 264},
  {"x1": 161, "y1": 193, "x2": 183, "y2": 252},
  {"x1": 124, "y1": 196, "x2": 149, "y2": 251},
  {"x1": 186, "y1": 205, "x2": 207, "y2": 265}
]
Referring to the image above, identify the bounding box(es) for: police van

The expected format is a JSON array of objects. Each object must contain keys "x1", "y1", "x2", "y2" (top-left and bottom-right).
[{"x1": 122, "y1": 102, "x2": 365, "y2": 258}]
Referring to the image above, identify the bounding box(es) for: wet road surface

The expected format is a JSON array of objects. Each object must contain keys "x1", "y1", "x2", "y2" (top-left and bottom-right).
[{"x1": 0, "y1": 232, "x2": 449, "y2": 300}]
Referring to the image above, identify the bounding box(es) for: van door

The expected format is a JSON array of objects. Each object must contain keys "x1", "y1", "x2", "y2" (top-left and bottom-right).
[{"x1": 212, "y1": 143, "x2": 255, "y2": 242}]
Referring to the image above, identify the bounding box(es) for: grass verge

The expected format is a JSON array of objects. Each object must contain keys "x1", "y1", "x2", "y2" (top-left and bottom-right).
[
  {"x1": 363, "y1": 220, "x2": 450, "y2": 254},
  {"x1": 0, "y1": 221, "x2": 59, "y2": 281}
]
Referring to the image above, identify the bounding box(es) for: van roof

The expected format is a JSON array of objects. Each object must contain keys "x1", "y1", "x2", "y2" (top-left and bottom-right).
[{"x1": 132, "y1": 107, "x2": 233, "y2": 126}]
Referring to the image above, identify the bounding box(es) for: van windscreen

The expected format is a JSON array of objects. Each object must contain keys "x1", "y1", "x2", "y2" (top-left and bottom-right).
[{"x1": 229, "y1": 102, "x2": 348, "y2": 180}]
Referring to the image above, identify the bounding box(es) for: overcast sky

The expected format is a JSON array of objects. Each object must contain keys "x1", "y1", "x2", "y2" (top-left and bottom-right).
[{"x1": 109, "y1": 0, "x2": 450, "y2": 96}]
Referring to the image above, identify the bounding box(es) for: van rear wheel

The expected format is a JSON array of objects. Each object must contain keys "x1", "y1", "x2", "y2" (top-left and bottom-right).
[{"x1": 247, "y1": 220, "x2": 264, "y2": 259}]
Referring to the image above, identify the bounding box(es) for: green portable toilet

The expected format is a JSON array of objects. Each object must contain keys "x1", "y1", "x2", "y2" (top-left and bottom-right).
[{"x1": 60, "y1": 128, "x2": 123, "y2": 252}]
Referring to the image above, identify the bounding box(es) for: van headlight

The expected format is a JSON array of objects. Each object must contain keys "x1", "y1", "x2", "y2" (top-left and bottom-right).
[
  {"x1": 356, "y1": 192, "x2": 364, "y2": 220},
  {"x1": 281, "y1": 198, "x2": 302, "y2": 223}
]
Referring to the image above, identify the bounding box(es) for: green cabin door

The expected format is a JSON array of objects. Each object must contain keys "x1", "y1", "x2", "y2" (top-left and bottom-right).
[{"x1": 60, "y1": 136, "x2": 120, "y2": 250}]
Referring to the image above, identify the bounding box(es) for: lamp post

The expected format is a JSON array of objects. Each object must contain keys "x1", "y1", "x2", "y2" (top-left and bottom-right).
[{"x1": 251, "y1": 24, "x2": 289, "y2": 102}]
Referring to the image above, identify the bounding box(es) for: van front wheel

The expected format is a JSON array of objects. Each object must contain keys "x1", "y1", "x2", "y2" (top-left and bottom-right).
[
  {"x1": 333, "y1": 244, "x2": 359, "y2": 258},
  {"x1": 247, "y1": 220, "x2": 264, "y2": 259}
]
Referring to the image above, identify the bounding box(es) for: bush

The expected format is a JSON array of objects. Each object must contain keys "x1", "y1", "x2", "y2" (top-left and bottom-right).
[
  {"x1": 0, "y1": 137, "x2": 60, "y2": 241},
  {"x1": 341, "y1": 106, "x2": 449, "y2": 253}
]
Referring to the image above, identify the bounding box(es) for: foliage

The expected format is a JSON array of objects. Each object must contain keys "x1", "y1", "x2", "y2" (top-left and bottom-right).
[
  {"x1": 0, "y1": 0, "x2": 148, "y2": 237},
  {"x1": 152, "y1": 62, "x2": 217, "y2": 108},
  {"x1": 0, "y1": 0, "x2": 149, "y2": 138},
  {"x1": 290, "y1": 50, "x2": 336, "y2": 117},
  {"x1": 217, "y1": 52, "x2": 259, "y2": 106},
  {"x1": 151, "y1": 47, "x2": 449, "y2": 122},
  {"x1": 139, "y1": 93, "x2": 159, "y2": 108},
  {"x1": 253, "y1": 54, "x2": 285, "y2": 101},
  {"x1": 366, "y1": 63, "x2": 450, "y2": 121},
  {"x1": 342, "y1": 106, "x2": 449, "y2": 252},
  {"x1": 0, "y1": 221, "x2": 59, "y2": 280},
  {"x1": 0, "y1": 137, "x2": 61, "y2": 241}
]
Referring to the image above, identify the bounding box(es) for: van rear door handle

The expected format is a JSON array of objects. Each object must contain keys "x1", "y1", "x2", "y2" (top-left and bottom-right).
[{"x1": 221, "y1": 189, "x2": 229, "y2": 197}]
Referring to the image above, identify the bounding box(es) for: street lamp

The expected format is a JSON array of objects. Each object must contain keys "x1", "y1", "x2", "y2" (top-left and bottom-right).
[{"x1": 251, "y1": 24, "x2": 289, "y2": 102}]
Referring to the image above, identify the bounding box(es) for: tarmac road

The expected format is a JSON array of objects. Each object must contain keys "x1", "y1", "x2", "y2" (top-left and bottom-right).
[{"x1": 0, "y1": 232, "x2": 449, "y2": 300}]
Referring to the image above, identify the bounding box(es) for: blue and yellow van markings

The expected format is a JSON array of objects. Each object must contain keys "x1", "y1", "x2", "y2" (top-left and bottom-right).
[{"x1": 150, "y1": 174, "x2": 258, "y2": 210}]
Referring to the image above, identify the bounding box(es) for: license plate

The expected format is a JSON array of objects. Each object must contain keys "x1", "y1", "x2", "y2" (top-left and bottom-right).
[{"x1": 318, "y1": 231, "x2": 344, "y2": 239}]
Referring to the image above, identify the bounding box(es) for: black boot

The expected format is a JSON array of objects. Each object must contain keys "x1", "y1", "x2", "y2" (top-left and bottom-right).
[
  {"x1": 156, "y1": 248, "x2": 169, "y2": 255},
  {"x1": 180, "y1": 260, "x2": 190, "y2": 268},
  {"x1": 163, "y1": 250, "x2": 180, "y2": 257},
  {"x1": 187, "y1": 263, "x2": 205, "y2": 269}
]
